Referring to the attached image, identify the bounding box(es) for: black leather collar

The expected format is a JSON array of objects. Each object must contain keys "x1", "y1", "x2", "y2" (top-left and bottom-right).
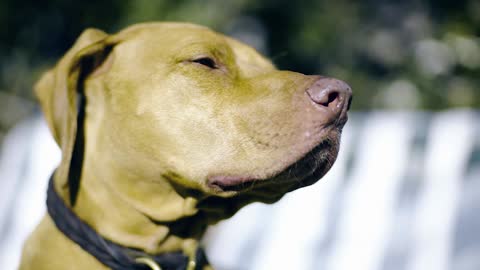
[{"x1": 46, "y1": 175, "x2": 209, "y2": 270}]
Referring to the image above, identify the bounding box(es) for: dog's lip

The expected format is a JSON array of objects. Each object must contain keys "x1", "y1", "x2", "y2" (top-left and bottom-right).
[{"x1": 207, "y1": 175, "x2": 257, "y2": 192}]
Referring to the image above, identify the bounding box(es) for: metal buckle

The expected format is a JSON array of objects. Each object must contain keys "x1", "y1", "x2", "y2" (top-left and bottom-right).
[
  {"x1": 187, "y1": 259, "x2": 196, "y2": 270},
  {"x1": 135, "y1": 257, "x2": 162, "y2": 270}
]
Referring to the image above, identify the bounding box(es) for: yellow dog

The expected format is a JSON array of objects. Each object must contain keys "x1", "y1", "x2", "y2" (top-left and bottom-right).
[{"x1": 20, "y1": 22, "x2": 352, "y2": 270}]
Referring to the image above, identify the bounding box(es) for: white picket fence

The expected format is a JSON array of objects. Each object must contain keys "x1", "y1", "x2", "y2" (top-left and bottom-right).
[{"x1": 0, "y1": 110, "x2": 479, "y2": 270}]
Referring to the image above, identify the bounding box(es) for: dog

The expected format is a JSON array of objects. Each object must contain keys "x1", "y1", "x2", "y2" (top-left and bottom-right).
[{"x1": 19, "y1": 22, "x2": 352, "y2": 270}]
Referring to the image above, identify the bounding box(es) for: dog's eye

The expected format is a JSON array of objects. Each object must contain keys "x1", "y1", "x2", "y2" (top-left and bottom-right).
[{"x1": 192, "y1": 57, "x2": 218, "y2": 69}]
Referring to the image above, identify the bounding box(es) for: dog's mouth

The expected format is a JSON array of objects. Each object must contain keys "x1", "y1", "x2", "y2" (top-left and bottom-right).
[{"x1": 207, "y1": 138, "x2": 338, "y2": 193}]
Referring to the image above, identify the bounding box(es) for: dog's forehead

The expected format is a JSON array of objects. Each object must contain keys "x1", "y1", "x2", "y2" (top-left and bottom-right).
[
  {"x1": 115, "y1": 23, "x2": 274, "y2": 70},
  {"x1": 124, "y1": 24, "x2": 229, "y2": 52},
  {"x1": 225, "y1": 37, "x2": 276, "y2": 73}
]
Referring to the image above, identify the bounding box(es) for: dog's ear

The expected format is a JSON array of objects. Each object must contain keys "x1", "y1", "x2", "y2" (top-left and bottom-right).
[{"x1": 35, "y1": 28, "x2": 113, "y2": 204}]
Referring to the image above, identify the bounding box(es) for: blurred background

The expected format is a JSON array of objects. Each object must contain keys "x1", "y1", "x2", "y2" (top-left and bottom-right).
[{"x1": 0, "y1": 0, "x2": 479, "y2": 270}]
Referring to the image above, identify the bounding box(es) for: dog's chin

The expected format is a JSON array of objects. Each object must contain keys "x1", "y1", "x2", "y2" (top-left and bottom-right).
[{"x1": 207, "y1": 135, "x2": 340, "y2": 195}]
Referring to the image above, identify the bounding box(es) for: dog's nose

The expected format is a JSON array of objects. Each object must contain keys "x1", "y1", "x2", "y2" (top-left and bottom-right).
[{"x1": 306, "y1": 77, "x2": 352, "y2": 121}]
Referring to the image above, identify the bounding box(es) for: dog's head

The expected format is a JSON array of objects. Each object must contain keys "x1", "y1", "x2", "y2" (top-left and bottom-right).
[{"x1": 36, "y1": 22, "x2": 351, "y2": 219}]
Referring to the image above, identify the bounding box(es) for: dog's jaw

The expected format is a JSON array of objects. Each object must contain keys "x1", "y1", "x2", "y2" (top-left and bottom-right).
[{"x1": 205, "y1": 131, "x2": 341, "y2": 194}]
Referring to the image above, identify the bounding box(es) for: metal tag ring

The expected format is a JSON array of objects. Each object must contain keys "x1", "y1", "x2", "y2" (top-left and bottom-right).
[{"x1": 135, "y1": 257, "x2": 162, "y2": 270}]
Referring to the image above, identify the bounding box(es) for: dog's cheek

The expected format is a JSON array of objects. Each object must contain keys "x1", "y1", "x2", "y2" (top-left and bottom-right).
[{"x1": 104, "y1": 79, "x2": 232, "y2": 182}]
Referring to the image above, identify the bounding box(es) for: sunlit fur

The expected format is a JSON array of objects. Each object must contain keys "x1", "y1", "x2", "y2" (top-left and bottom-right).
[{"x1": 21, "y1": 22, "x2": 349, "y2": 270}]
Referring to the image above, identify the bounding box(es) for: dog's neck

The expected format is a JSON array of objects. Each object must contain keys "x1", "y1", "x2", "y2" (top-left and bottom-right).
[{"x1": 69, "y1": 154, "x2": 208, "y2": 257}]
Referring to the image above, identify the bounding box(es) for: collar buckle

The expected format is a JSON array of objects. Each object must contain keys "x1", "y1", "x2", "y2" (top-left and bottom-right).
[{"x1": 135, "y1": 257, "x2": 162, "y2": 270}]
